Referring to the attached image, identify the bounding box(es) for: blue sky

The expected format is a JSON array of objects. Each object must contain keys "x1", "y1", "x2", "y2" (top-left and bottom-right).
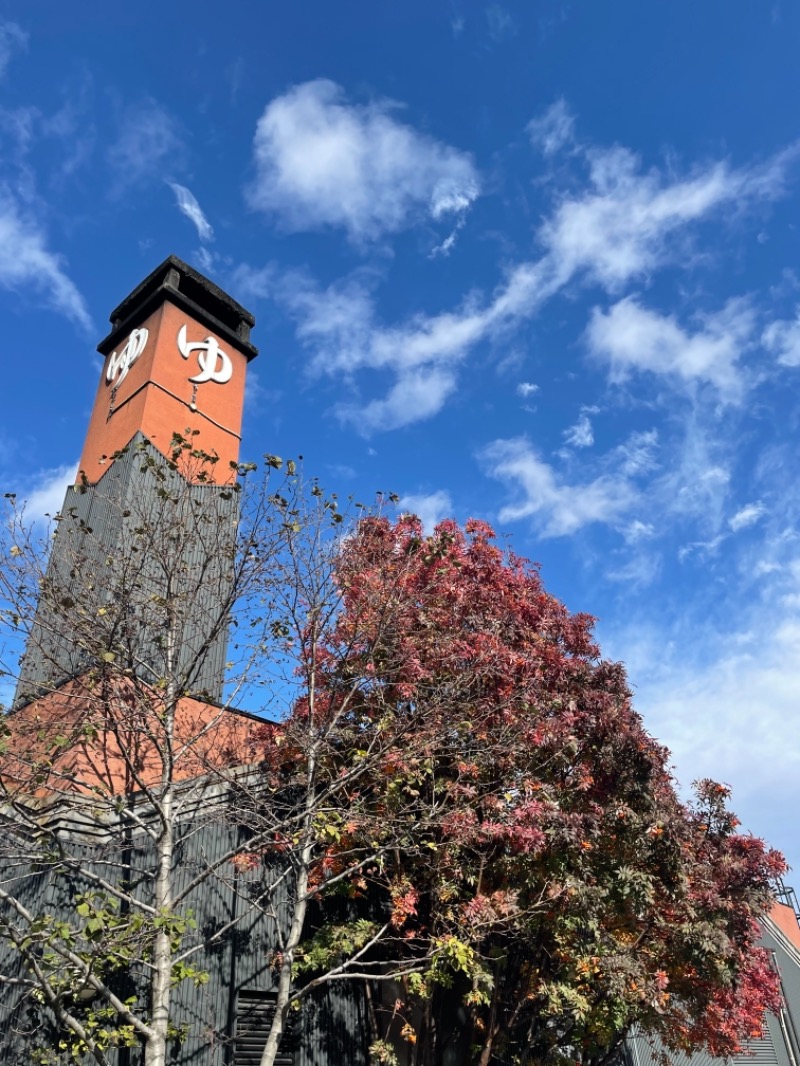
[{"x1": 1, "y1": 0, "x2": 799, "y2": 878}]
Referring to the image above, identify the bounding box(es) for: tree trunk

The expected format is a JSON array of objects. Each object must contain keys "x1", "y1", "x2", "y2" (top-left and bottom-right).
[
  {"x1": 260, "y1": 725, "x2": 319, "y2": 1066},
  {"x1": 144, "y1": 800, "x2": 174, "y2": 1066},
  {"x1": 144, "y1": 643, "x2": 178, "y2": 1066},
  {"x1": 476, "y1": 987, "x2": 500, "y2": 1066}
]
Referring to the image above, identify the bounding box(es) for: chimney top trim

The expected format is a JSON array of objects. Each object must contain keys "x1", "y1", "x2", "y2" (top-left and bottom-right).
[{"x1": 97, "y1": 255, "x2": 258, "y2": 361}]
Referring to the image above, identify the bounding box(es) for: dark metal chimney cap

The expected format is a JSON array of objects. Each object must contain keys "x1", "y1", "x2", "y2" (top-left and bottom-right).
[{"x1": 98, "y1": 255, "x2": 258, "y2": 360}]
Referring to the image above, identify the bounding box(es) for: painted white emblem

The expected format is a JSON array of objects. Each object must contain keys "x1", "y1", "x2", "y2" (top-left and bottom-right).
[
  {"x1": 177, "y1": 325, "x2": 233, "y2": 384},
  {"x1": 106, "y1": 328, "x2": 149, "y2": 385}
]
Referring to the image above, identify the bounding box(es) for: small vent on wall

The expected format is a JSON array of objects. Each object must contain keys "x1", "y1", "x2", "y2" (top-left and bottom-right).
[
  {"x1": 742, "y1": 1026, "x2": 780, "y2": 1066},
  {"x1": 234, "y1": 991, "x2": 295, "y2": 1066}
]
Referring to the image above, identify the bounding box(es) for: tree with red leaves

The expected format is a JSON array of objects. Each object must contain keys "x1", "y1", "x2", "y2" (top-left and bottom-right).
[{"x1": 267, "y1": 514, "x2": 785, "y2": 1066}]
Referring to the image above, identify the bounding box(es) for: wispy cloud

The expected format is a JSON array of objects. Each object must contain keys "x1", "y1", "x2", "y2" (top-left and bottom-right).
[
  {"x1": 168, "y1": 181, "x2": 213, "y2": 242},
  {"x1": 239, "y1": 258, "x2": 555, "y2": 432},
  {"x1": 0, "y1": 21, "x2": 26, "y2": 80},
  {"x1": 107, "y1": 99, "x2": 182, "y2": 194},
  {"x1": 527, "y1": 99, "x2": 575, "y2": 156},
  {"x1": 17, "y1": 461, "x2": 78, "y2": 524},
  {"x1": 563, "y1": 411, "x2": 595, "y2": 448},
  {"x1": 680, "y1": 497, "x2": 771, "y2": 554},
  {"x1": 516, "y1": 381, "x2": 539, "y2": 398},
  {"x1": 194, "y1": 246, "x2": 216, "y2": 274},
  {"x1": 762, "y1": 308, "x2": 800, "y2": 365},
  {"x1": 0, "y1": 104, "x2": 38, "y2": 165},
  {"x1": 247, "y1": 79, "x2": 480, "y2": 243},
  {"x1": 539, "y1": 144, "x2": 795, "y2": 291},
  {"x1": 657, "y1": 417, "x2": 731, "y2": 532},
  {"x1": 612, "y1": 428, "x2": 660, "y2": 478},
  {"x1": 586, "y1": 296, "x2": 755, "y2": 400},
  {"x1": 624, "y1": 519, "x2": 656, "y2": 543},
  {"x1": 729, "y1": 501, "x2": 766, "y2": 531},
  {"x1": 479, "y1": 415, "x2": 745, "y2": 553},
  {"x1": 242, "y1": 131, "x2": 796, "y2": 432},
  {"x1": 485, "y1": 4, "x2": 516, "y2": 42},
  {"x1": 0, "y1": 190, "x2": 91, "y2": 330},
  {"x1": 480, "y1": 436, "x2": 635, "y2": 536},
  {"x1": 344, "y1": 367, "x2": 460, "y2": 434}
]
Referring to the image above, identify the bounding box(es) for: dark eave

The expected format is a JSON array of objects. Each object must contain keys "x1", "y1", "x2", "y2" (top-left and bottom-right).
[{"x1": 97, "y1": 255, "x2": 258, "y2": 361}]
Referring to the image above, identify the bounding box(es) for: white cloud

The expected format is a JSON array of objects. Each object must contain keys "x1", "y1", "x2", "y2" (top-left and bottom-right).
[
  {"x1": 606, "y1": 598, "x2": 800, "y2": 876},
  {"x1": 586, "y1": 296, "x2": 754, "y2": 400},
  {"x1": 280, "y1": 271, "x2": 382, "y2": 371},
  {"x1": 248, "y1": 137, "x2": 796, "y2": 431},
  {"x1": 480, "y1": 436, "x2": 635, "y2": 536},
  {"x1": 0, "y1": 190, "x2": 91, "y2": 329},
  {"x1": 0, "y1": 21, "x2": 26, "y2": 79},
  {"x1": 46, "y1": 109, "x2": 95, "y2": 180},
  {"x1": 485, "y1": 4, "x2": 516, "y2": 42},
  {"x1": 763, "y1": 308, "x2": 800, "y2": 365},
  {"x1": 0, "y1": 104, "x2": 38, "y2": 160},
  {"x1": 540, "y1": 145, "x2": 794, "y2": 291},
  {"x1": 168, "y1": 181, "x2": 213, "y2": 242},
  {"x1": 429, "y1": 211, "x2": 471, "y2": 258},
  {"x1": 194, "y1": 246, "x2": 216, "y2": 274},
  {"x1": 400, "y1": 490, "x2": 453, "y2": 534},
  {"x1": 630, "y1": 413, "x2": 731, "y2": 538},
  {"x1": 516, "y1": 381, "x2": 539, "y2": 397},
  {"x1": 340, "y1": 366, "x2": 460, "y2": 434},
  {"x1": 20, "y1": 461, "x2": 78, "y2": 524},
  {"x1": 677, "y1": 533, "x2": 725, "y2": 562},
  {"x1": 729, "y1": 501, "x2": 766, "y2": 532},
  {"x1": 247, "y1": 80, "x2": 479, "y2": 243},
  {"x1": 612, "y1": 428, "x2": 660, "y2": 477},
  {"x1": 430, "y1": 180, "x2": 476, "y2": 219},
  {"x1": 623, "y1": 519, "x2": 655, "y2": 543},
  {"x1": 264, "y1": 259, "x2": 555, "y2": 431},
  {"x1": 563, "y1": 412, "x2": 594, "y2": 448},
  {"x1": 527, "y1": 99, "x2": 575, "y2": 157},
  {"x1": 107, "y1": 99, "x2": 182, "y2": 193}
]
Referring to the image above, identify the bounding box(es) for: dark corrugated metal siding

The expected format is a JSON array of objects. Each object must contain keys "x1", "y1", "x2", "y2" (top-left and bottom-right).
[
  {"x1": 15, "y1": 433, "x2": 237, "y2": 705},
  {"x1": 764, "y1": 921, "x2": 800, "y2": 1066},
  {"x1": 0, "y1": 791, "x2": 370, "y2": 1066},
  {"x1": 233, "y1": 992, "x2": 294, "y2": 1066}
]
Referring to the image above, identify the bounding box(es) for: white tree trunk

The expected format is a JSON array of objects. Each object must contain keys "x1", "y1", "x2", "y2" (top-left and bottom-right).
[{"x1": 144, "y1": 804, "x2": 174, "y2": 1066}]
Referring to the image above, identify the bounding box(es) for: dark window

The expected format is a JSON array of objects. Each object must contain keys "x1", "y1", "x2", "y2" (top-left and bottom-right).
[{"x1": 234, "y1": 991, "x2": 295, "y2": 1066}]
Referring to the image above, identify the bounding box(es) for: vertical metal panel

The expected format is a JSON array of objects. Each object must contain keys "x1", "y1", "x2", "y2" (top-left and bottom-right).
[
  {"x1": 0, "y1": 789, "x2": 372, "y2": 1066},
  {"x1": 297, "y1": 982, "x2": 370, "y2": 1066},
  {"x1": 15, "y1": 433, "x2": 237, "y2": 706}
]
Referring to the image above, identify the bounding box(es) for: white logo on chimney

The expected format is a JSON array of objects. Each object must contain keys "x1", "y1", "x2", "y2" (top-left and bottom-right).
[
  {"x1": 106, "y1": 328, "x2": 149, "y2": 385},
  {"x1": 177, "y1": 325, "x2": 233, "y2": 384}
]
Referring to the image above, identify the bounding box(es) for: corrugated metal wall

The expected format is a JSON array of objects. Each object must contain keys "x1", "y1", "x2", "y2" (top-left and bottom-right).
[
  {"x1": 15, "y1": 433, "x2": 238, "y2": 706},
  {"x1": 0, "y1": 790, "x2": 370, "y2": 1066}
]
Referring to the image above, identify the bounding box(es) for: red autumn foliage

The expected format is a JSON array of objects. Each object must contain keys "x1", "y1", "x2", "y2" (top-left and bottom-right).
[{"x1": 266, "y1": 514, "x2": 785, "y2": 1066}]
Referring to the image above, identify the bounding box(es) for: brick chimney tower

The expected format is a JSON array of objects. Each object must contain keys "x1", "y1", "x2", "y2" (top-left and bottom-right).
[
  {"x1": 81, "y1": 255, "x2": 257, "y2": 482},
  {"x1": 15, "y1": 257, "x2": 258, "y2": 705}
]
